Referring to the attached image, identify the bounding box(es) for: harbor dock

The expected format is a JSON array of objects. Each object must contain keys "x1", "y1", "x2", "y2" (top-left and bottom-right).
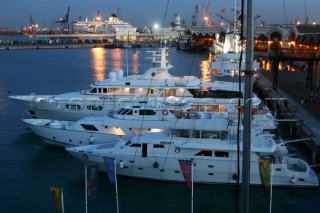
[{"x1": 255, "y1": 70, "x2": 320, "y2": 165}]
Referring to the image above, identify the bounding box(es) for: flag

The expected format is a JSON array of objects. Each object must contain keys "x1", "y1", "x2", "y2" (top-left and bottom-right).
[
  {"x1": 258, "y1": 158, "x2": 271, "y2": 194},
  {"x1": 178, "y1": 159, "x2": 192, "y2": 188},
  {"x1": 220, "y1": 8, "x2": 227, "y2": 13},
  {"x1": 144, "y1": 88, "x2": 150, "y2": 99},
  {"x1": 103, "y1": 157, "x2": 116, "y2": 184},
  {"x1": 50, "y1": 186, "x2": 63, "y2": 213},
  {"x1": 86, "y1": 165, "x2": 99, "y2": 203}
]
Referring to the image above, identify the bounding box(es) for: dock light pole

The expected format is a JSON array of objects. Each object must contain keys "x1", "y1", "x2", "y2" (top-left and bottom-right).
[{"x1": 241, "y1": 0, "x2": 254, "y2": 212}]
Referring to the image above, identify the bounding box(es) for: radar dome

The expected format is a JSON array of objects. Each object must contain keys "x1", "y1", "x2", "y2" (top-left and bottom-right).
[
  {"x1": 116, "y1": 69, "x2": 124, "y2": 79},
  {"x1": 108, "y1": 72, "x2": 117, "y2": 81}
]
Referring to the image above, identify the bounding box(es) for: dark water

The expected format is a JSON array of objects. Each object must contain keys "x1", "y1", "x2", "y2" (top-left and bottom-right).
[{"x1": 0, "y1": 47, "x2": 319, "y2": 213}]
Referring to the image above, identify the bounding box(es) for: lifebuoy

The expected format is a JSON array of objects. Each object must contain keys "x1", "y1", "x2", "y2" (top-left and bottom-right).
[
  {"x1": 82, "y1": 153, "x2": 88, "y2": 160},
  {"x1": 174, "y1": 147, "x2": 180, "y2": 153},
  {"x1": 162, "y1": 109, "x2": 169, "y2": 116}
]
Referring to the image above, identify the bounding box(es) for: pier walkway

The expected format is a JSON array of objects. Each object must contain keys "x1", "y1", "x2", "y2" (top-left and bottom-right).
[{"x1": 255, "y1": 69, "x2": 320, "y2": 160}]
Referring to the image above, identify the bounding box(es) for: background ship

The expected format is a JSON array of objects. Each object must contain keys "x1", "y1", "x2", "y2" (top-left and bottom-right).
[{"x1": 72, "y1": 13, "x2": 137, "y2": 41}]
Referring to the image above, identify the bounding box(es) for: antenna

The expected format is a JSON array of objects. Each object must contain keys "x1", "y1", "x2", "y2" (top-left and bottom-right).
[{"x1": 282, "y1": 0, "x2": 288, "y2": 25}]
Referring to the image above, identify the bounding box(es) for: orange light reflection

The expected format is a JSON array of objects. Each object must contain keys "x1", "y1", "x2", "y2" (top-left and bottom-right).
[
  {"x1": 91, "y1": 48, "x2": 106, "y2": 81},
  {"x1": 132, "y1": 51, "x2": 140, "y2": 74},
  {"x1": 111, "y1": 49, "x2": 123, "y2": 71},
  {"x1": 200, "y1": 54, "x2": 212, "y2": 82}
]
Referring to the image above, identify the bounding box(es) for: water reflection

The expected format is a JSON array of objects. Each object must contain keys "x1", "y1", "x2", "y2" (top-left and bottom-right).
[
  {"x1": 132, "y1": 51, "x2": 140, "y2": 74},
  {"x1": 91, "y1": 48, "x2": 106, "y2": 81},
  {"x1": 111, "y1": 48, "x2": 124, "y2": 71},
  {"x1": 200, "y1": 54, "x2": 212, "y2": 82}
]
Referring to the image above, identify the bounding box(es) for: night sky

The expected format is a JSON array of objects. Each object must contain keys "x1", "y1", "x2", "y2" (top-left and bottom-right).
[{"x1": 0, "y1": 0, "x2": 319, "y2": 30}]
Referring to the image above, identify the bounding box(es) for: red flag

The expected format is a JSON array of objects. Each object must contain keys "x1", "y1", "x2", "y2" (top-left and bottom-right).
[
  {"x1": 86, "y1": 165, "x2": 99, "y2": 203},
  {"x1": 178, "y1": 160, "x2": 192, "y2": 188}
]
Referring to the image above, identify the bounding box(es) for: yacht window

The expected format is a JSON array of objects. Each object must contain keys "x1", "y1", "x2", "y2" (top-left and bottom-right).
[
  {"x1": 125, "y1": 140, "x2": 132, "y2": 146},
  {"x1": 87, "y1": 105, "x2": 103, "y2": 111},
  {"x1": 89, "y1": 88, "x2": 97, "y2": 93},
  {"x1": 191, "y1": 130, "x2": 201, "y2": 138},
  {"x1": 150, "y1": 88, "x2": 154, "y2": 95},
  {"x1": 125, "y1": 82, "x2": 130, "y2": 86},
  {"x1": 117, "y1": 108, "x2": 126, "y2": 114},
  {"x1": 201, "y1": 131, "x2": 228, "y2": 139},
  {"x1": 80, "y1": 124, "x2": 98, "y2": 131},
  {"x1": 130, "y1": 143, "x2": 141, "y2": 147},
  {"x1": 214, "y1": 151, "x2": 229, "y2": 158},
  {"x1": 139, "y1": 110, "x2": 156, "y2": 116},
  {"x1": 153, "y1": 144, "x2": 164, "y2": 148},
  {"x1": 120, "y1": 109, "x2": 132, "y2": 115},
  {"x1": 66, "y1": 104, "x2": 81, "y2": 110},
  {"x1": 103, "y1": 88, "x2": 108, "y2": 93},
  {"x1": 172, "y1": 129, "x2": 190, "y2": 138},
  {"x1": 129, "y1": 88, "x2": 135, "y2": 94},
  {"x1": 196, "y1": 150, "x2": 212, "y2": 156}
]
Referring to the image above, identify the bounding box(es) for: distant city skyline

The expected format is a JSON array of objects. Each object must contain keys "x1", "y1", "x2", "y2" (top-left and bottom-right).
[{"x1": 0, "y1": 0, "x2": 319, "y2": 30}]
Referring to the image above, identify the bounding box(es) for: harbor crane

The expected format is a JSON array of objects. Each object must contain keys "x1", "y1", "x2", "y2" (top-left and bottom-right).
[
  {"x1": 191, "y1": 4, "x2": 198, "y2": 27},
  {"x1": 116, "y1": 8, "x2": 122, "y2": 20},
  {"x1": 202, "y1": 3, "x2": 214, "y2": 27},
  {"x1": 95, "y1": 10, "x2": 101, "y2": 22},
  {"x1": 216, "y1": 11, "x2": 261, "y2": 27},
  {"x1": 54, "y1": 6, "x2": 70, "y2": 32},
  {"x1": 25, "y1": 15, "x2": 38, "y2": 34}
]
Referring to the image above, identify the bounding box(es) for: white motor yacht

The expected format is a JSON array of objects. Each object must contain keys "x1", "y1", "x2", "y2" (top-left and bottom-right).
[
  {"x1": 10, "y1": 42, "x2": 243, "y2": 121},
  {"x1": 210, "y1": 26, "x2": 260, "y2": 78},
  {"x1": 22, "y1": 95, "x2": 276, "y2": 147},
  {"x1": 66, "y1": 130, "x2": 319, "y2": 187}
]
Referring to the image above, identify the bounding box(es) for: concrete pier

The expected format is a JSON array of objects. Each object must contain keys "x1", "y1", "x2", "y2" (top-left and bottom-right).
[{"x1": 255, "y1": 70, "x2": 320, "y2": 166}]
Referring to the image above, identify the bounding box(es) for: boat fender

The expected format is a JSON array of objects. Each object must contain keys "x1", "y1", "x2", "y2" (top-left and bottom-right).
[
  {"x1": 162, "y1": 109, "x2": 169, "y2": 116},
  {"x1": 89, "y1": 136, "x2": 94, "y2": 143},
  {"x1": 119, "y1": 160, "x2": 124, "y2": 169},
  {"x1": 153, "y1": 161, "x2": 159, "y2": 168},
  {"x1": 82, "y1": 153, "x2": 88, "y2": 160},
  {"x1": 232, "y1": 173, "x2": 238, "y2": 180},
  {"x1": 174, "y1": 147, "x2": 180, "y2": 153}
]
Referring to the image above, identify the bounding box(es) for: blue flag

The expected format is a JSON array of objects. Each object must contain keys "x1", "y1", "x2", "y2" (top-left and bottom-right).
[{"x1": 103, "y1": 157, "x2": 116, "y2": 184}]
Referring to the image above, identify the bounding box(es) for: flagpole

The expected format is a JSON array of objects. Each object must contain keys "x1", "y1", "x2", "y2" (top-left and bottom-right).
[
  {"x1": 269, "y1": 160, "x2": 273, "y2": 213},
  {"x1": 191, "y1": 160, "x2": 194, "y2": 213},
  {"x1": 85, "y1": 165, "x2": 88, "y2": 213},
  {"x1": 61, "y1": 188, "x2": 65, "y2": 213},
  {"x1": 114, "y1": 159, "x2": 119, "y2": 213}
]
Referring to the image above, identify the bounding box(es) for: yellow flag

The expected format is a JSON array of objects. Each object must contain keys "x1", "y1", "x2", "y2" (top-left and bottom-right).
[
  {"x1": 220, "y1": 9, "x2": 227, "y2": 13},
  {"x1": 258, "y1": 158, "x2": 271, "y2": 190},
  {"x1": 50, "y1": 186, "x2": 63, "y2": 213}
]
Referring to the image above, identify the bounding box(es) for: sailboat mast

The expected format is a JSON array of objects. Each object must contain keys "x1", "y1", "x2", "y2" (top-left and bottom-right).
[{"x1": 241, "y1": 0, "x2": 254, "y2": 212}]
